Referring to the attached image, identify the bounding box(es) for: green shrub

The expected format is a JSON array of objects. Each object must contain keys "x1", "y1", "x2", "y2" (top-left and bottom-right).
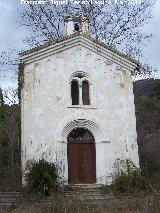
[
  {"x1": 25, "y1": 159, "x2": 58, "y2": 196},
  {"x1": 110, "y1": 159, "x2": 151, "y2": 194}
]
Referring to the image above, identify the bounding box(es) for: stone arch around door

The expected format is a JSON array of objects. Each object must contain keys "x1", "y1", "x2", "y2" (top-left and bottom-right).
[
  {"x1": 55, "y1": 116, "x2": 106, "y2": 184},
  {"x1": 55, "y1": 115, "x2": 105, "y2": 143},
  {"x1": 67, "y1": 128, "x2": 96, "y2": 184}
]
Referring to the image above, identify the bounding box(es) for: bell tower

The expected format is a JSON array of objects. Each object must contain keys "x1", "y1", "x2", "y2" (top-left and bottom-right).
[{"x1": 64, "y1": 15, "x2": 89, "y2": 36}]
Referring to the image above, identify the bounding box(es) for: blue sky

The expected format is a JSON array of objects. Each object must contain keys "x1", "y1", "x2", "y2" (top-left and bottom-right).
[{"x1": 0, "y1": 0, "x2": 160, "y2": 88}]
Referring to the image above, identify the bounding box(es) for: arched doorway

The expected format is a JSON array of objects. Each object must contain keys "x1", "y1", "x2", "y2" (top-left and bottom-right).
[{"x1": 67, "y1": 128, "x2": 96, "y2": 184}]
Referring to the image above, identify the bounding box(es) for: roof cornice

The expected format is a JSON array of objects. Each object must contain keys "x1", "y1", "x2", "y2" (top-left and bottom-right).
[{"x1": 20, "y1": 33, "x2": 138, "y2": 72}]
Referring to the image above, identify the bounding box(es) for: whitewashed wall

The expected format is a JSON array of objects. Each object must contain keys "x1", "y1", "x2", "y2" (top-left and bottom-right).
[{"x1": 21, "y1": 44, "x2": 139, "y2": 185}]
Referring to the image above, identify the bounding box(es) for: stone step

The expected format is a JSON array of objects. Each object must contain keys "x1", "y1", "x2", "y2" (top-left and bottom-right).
[
  {"x1": 68, "y1": 188, "x2": 103, "y2": 191},
  {"x1": 64, "y1": 184, "x2": 102, "y2": 190},
  {"x1": 64, "y1": 192, "x2": 113, "y2": 197},
  {"x1": 64, "y1": 188, "x2": 104, "y2": 193},
  {"x1": 63, "y1": 186, "x2": 114, "y2": 202},
  {"x1": 68, "y1": 194, "x2": 113, "y2": 201},
  {"x1": 0, "y1": 190, "x2": 113, "y2": 204},
  {"x1": 64, "y1": 190, "x2": 104, "y2": 193},
  {"x1": 64, "y1": 192, "x2": 106, "y2": 196},
  {"x1": 63, "y1": 184, "x2": 105, "y2": 195}
]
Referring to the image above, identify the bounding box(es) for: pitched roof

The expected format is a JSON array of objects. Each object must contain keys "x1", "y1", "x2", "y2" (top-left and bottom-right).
[{"x1": 20, "y1": 32, "x2": 138, "y2": 65}]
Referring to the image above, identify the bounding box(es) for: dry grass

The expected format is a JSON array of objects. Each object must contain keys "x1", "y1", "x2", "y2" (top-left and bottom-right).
[{"x1": 1, "y1": 194, "x2": 158, "y2": 213}]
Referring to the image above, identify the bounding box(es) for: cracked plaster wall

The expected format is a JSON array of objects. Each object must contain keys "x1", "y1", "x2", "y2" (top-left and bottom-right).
[{"x1": 21, "y1": 44, "x2": 139, "y2": 185}]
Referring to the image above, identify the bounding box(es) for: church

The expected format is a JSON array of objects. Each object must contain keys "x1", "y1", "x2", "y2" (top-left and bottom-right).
[{"x1": 20, "y1": 15, "x2": 139, "y2": 185}]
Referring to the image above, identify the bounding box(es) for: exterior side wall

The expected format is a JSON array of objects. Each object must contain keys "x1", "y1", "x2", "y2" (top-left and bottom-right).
[{"x1": 21, "y1": 44, "x2": 139, "y2": 185}]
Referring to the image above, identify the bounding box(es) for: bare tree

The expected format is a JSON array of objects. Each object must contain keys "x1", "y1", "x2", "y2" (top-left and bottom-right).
[
  {"x1": 133, "y1": 63, "x2": 157, "y2": 78},
  {"x1": 0, "y1": 48, "x2": 20, "y2": 84},
  {"x1": 0, "y1": 0, "x2": 156, "y2": 83},
  {"x1": 0, "y1": 88, "x2": 19, "y2": 170},
  {"x1": 18, "y1": 0, "x2": 155, "y2": 59}
]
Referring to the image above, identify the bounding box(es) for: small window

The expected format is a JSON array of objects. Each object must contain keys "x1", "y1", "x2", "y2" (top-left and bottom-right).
[
  {"x1": 71, "y1": 80, "x2": 79, "y2": 105},
  {"x1": 82, "y1": 80, "x2": 90, "y2": 105},
  {"x1": 70, "y1": 72, "x2": 91, "y2": 106}
]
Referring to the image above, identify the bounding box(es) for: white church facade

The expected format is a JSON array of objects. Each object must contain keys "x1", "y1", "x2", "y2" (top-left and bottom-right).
[{"x1": 20, "y1": 15, "x2": 139, "y2": 185}]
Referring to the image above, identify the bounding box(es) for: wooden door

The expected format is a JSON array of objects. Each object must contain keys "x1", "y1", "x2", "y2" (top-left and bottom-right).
[{"x1": 67, "y1": 129, "x2": 96, "y2": 184}]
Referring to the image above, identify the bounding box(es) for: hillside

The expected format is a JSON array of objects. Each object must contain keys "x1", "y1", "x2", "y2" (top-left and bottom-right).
[
  {"x1": 134, "y1": 78, "x2": 160, "y2": 97},
  {"x1": 133, "y1": 78, "x2": 160, "y2": 178}
]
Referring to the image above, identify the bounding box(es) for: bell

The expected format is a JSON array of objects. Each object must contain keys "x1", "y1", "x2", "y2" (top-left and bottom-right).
[{"x1": 74, "y1": 23, "x2": 80, "y2": 31}]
